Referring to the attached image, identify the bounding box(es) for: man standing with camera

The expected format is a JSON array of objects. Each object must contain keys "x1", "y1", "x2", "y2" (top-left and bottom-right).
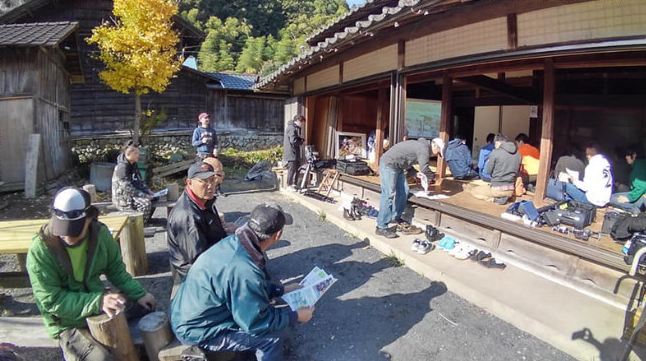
[{"x1": 283, "y1": 114, "x2": 305, "y2": 191}]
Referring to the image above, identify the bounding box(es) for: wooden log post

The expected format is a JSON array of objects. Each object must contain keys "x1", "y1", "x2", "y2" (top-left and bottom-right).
[
  {"x1": 166, "y1": 183, "x2": 179, "y2": 202},
  {"x1": 83, "y1": 184, "x2": 98, "y2": 203},
  {"x1": 24, "y1": 134, "x2": 41, "y2": 199},
  {"x1": 138, "y1": 312, "x2": 173, "y2": 361},
  {"x1": 120, "y1": 213, "x2": 148, "y2": 276},
  {"x1": 86, "y1": 312, "x2": 139, "y2": 361}
]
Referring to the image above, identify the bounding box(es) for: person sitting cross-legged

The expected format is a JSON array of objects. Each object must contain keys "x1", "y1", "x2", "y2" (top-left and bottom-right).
[
  {"x1": 445, "y1": 134, "x2": 478, "y2": 180},
  {"x1": 464, "y1": 134, "x2": 520, "y2": 204},
  {"x1": 609, "y1": 145, "x2": 646, "y2": 214},
  {"x1": 564, "y1": 143, "x2": 613, "y2": 207},
  {"x1": 171, "y1": 203, "x2": 315, "y2": 361}
]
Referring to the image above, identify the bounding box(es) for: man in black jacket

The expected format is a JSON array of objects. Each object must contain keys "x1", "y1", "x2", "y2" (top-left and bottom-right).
[
  {"x1": 167, "y1": 162, "x2": 228, "y2": 284},
  {"x1": 283, "y1": 115, "x2": 305, "y2": 191}
]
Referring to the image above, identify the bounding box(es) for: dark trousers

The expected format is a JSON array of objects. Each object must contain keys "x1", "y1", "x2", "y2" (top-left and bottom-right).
[{"x1": 286, "y1": 160, "x2": 301, "y2": 186}]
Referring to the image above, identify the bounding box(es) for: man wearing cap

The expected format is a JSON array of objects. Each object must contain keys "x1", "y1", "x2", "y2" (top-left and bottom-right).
[
  {"x1": 27, "y1": 187, "x2": 156, "y2": 361},
  {"x1": 282, "y1": 114, "x2": 306, "y2": 191},
  {"x1": 171, "y1": 203, "x2": 315, "y2": 361},
  {"x1": 375, "y1": 137, "x2": 444, "y2": 239},
  {"x1": 167, "y1": 161, "x2": 229, "y2": 281},
  {"x1": 192, "y1": 112, "x2": 219, "y2": 159}
]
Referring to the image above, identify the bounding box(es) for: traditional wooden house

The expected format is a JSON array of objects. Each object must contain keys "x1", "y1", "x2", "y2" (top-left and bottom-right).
[
  {"x1": 255, "y1": 0, "x2": 646, "y2": 304},
  {"x1": 0, "y1": 21, "x2": 82, "y2": 191}
]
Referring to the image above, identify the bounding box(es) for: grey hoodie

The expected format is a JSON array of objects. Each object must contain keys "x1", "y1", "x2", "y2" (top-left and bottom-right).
[{"x1": 485, "y1": 141, "x2": 521, "y2": 186}]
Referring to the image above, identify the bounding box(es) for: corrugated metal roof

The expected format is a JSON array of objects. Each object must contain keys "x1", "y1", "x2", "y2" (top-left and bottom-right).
[
  {"x1": 254, "y1": 0, "x2": 425, "y2": 90},
  {"x1": 0, "y1": 21, "x2": 78, "y2": 46},
  {"x1": 206, "y1": 72, "x2": 257, "y2": 91}
]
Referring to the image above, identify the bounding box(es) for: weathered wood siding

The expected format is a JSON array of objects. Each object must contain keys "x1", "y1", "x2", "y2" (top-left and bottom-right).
[
  {"x1": 211, "y1": 91, "x2": 284, "y2": 132},
  {"x1": 0, "y1": 47, "x2": 37, "y2": 96},
  {"x1": 14, "y1": 0, "x2": 209, "y2": 136},
  {"x1": 306, "y1": 65, "x2": 339, "y2": 92},
  {"x1": 343, "y1": 44, "x2": 397, "y2": 82}
]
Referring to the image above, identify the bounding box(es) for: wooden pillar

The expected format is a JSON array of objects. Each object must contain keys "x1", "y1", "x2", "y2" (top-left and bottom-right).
[
  {"x1": 374, "y1": 87, "x2": 386, "y2": 169},
  {"x1": 120, "y1": 213, "x2": 148, "y2": 276},
  {"x1": 389, "y1": 71, "x2": 405, "y2": 143},
  {"x1": 534, "y1": 59, "x2": 555, "y2": 205},
  {"x1": 87, "y1": 312, "x2": 139, "y2": 361},
  {"x1": 438, "y1": 75, "x2": 453, "y2": 179},
  {"x1": 138, "y1": 311, "x2": 173, "y2": 361}
]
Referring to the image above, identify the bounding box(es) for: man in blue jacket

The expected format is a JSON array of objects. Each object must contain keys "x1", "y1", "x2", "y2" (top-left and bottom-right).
[
  {"x1": 192, "y1": 112, "x2": 219, "y2": 159},
  {"x1": 477, "y1": 133, "x2": 495, "y2": 181},
  {"x1": 171, "y1": 203, "x2": 315, "y2": 361},
  {"x1": 445, "y1": 135, "x2": 478, "y2": 180}
]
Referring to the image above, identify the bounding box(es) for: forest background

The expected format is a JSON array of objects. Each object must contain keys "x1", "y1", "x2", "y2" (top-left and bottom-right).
[{"x1": 0, "y1": 0, "x2": 369, "y2": 75}]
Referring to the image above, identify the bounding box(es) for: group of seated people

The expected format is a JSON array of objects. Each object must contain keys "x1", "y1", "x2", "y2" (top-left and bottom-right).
[
  {"x1": 448, "y1": 132, "x2": 645, "y2": 214},
  {"x1": 27, "y1": 154, "x2": 311, "y2": 361}
]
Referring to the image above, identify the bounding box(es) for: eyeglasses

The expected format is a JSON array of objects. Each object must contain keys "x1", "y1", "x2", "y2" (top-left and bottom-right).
[
  {"x1": 53, "y1": 208, "x2": 86, "y2": 219},
  {"x1": 194, "y1": 176, "x2": 216, "y2": 184}
]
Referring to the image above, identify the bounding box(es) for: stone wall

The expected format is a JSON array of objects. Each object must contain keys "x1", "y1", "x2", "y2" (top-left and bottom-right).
[{"x1": 70, "y1": 130, "x2": 284, "y2": 163}]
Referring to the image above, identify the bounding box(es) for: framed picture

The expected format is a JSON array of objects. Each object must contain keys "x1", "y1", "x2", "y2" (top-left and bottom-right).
[
  {"x1": 405, "y1": 98, "x2": 441, "y2": 139},
  {"x1": 336, "y1": 132, "x2": 367, "y2": 159}
]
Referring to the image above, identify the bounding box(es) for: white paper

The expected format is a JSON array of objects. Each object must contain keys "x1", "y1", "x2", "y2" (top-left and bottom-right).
[
  {"x1": 413, "y1": 191, "x2": 449, "y2": 200},
  {"x1": 418, "y1": 173, "x2": 428, "y2": 194},
  {"x1": 282, "y1": 267, "x2": 337, "y2": 311},
  {"x1": 557, "y1": 172, "x2": 570, "y2": 182},
  {"x1": 152, "y1": 189, "x2": 168, "y2": 198},
  {"x1": 565, "y1": 168, "x2": 579, "y2": 181}
]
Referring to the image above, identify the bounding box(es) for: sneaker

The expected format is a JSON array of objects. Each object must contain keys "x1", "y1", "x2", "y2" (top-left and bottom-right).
[
  {"x1": 479, "y1": 258, "x2": 507, "y2": 270},
  {"x1": 286, "y1": 185, "x2": 297, "y2": 192},
  {"x1": 453, "y1": 245, "x2": 474, "y2": 260},
  {"x1": 343, "y1": 208, "x2": 355, "y2": 221},
  {"x1": 440, "y1": 237, "x2": 456, "y2": 250},
  {"x1": 400, "y1": 225, "x2": 423, "y2": 235},
  {"x1": 417, "y1": 240, "x2": 434, "y2": 254},
  {"x1": 376, "y1": 227, "x2": 398, "y2": 239},
  {"x1": 411, "y1": 238, "x2": 422, "y2": 251}
]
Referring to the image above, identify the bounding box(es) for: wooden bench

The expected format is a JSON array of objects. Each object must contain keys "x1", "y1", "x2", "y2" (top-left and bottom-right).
[{"x1": 0, "y1": 215, "x2": 131, "y2": 286}]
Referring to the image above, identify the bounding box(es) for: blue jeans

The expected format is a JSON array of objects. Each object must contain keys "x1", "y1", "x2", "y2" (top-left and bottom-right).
[
  {"x1": 610, "y1": 192, "x2": 646, "y2": 213},
  {"x1": 377, "y1": 164, "x2": 408, "y2": 229},
  {"x1": 564, "y1": 183, "x2": 590, "y2": 204},
  {"x1": 199, "y1": 329, "x2": 283, "y2": 361}
]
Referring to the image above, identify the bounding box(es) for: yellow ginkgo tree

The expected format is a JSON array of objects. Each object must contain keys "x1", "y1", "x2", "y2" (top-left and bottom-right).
[{"x1": 87, "y1": 0, "x2": 182, "y2": 144}]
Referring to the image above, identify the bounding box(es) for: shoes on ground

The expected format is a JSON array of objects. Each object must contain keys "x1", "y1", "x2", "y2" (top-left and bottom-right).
[
  {"x1": 343, "y1": 208, "x2": 355, "y2": 221},
  {"x1": 411, "y1": 238, "x2": 422, "y2": 251},
  {"x1": 479, "y1": 258, "x2": 507, "y2": 270},
  {"x1": 376, "y1": 226, "x2": 398, "y2": 239},
  {"x1": 417, "y1": 240, "x2": 434, "y2": 254},
  {"x1": 438, "y1": 236, "x2": 456, "y2": 250},
  {"x1": 470, "y1": 250, "x2": 492, "y2": 262},
  {"x1": 450, "y1": 244, "x2": 474, "y2": 260},
  {"x1": 425, "y1": 225, "x2": 443, "y2": 242},
  {"x1": 397, "y1": 223, "x2": 423, "y2": 235},
  {"x1": 286, "y1": 185, "x2": 298, "y2": 192}
]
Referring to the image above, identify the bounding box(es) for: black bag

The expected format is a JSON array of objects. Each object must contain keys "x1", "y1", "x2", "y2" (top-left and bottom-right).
[
  {"x1": 336, "y1": 159, "x2": 371, "y2": 175},
  {"x1": 541, "y1": 200, "x2": 596, "y2": 229},
  {"x1": 601, "y1": 210, "x2": 623, "y2": 235}
]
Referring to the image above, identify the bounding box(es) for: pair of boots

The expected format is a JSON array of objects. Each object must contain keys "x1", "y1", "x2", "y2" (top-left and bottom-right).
[{"x1": 343, "y1": 206, "x2": 362, "y2": 221}]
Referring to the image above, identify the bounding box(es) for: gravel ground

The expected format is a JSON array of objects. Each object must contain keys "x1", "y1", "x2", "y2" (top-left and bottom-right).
[{"x1": 0, "y1": 182, "x2": 578, "y2": 361}]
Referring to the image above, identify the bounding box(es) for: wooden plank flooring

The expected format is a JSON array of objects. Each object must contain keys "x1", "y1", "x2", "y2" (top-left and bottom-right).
[{"x1": 350, "y1": 174, "x2": 623, "y2": 255}]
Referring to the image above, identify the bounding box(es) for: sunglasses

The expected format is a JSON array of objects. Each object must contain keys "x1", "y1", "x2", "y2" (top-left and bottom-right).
[{"x1": 53, "y1": 208, "x2": 86, "y2": 219}]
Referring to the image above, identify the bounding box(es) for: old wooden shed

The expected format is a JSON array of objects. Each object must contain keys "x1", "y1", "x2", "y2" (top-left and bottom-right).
[{"x1": 0, "y1": 21, "x2": 82, "y2": 191}]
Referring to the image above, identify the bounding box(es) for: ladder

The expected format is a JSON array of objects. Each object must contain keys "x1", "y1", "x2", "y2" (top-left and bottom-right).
[{"x1": 317, "y1": 169, "x2": 340, "y2": 198}]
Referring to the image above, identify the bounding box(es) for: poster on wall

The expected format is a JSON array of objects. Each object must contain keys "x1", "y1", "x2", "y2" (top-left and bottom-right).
[
  {"x1": 405, "y1": 99, "x2": 442, "y2": 139},
  {"x1": 336, "y1": 132, "x2": 367, "y2": 159}
]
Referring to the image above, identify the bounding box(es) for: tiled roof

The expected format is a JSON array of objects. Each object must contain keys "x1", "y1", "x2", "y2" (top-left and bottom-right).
[
  {"x1": 254, "y1": 0, "x2": 425, "y2": 90},
  {"x1": 206, "y1": 72, "x2": 257, "y2": 91},
  {"x1": 0, "y1": 21, "x2": 78, "y2": 46}
]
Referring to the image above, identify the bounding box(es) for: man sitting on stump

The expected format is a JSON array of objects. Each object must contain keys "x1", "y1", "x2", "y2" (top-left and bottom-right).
[
  {"x1": 27, "y1": 187, "x2": 156, "y2": 361},
  {"x1": 171, "y1": 203, "x2": 314, "y2": 361}
]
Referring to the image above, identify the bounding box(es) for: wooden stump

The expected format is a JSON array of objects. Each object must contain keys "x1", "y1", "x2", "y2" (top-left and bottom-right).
[
  {"x1": 86, "y1": 312, "x2": 139, "y2": 361},
  {"x1": 83, "y1": 184, "x2": 98, "y2": 203},
  {"x1": 120, "y1": 213, "x2": 148, "y2": 276},
  {"x1": 138, "y1": 312, "x2": 173, "y2": 361},
  {"x1": 167, "y1": 183, "x2": 179, "y2": 201}
]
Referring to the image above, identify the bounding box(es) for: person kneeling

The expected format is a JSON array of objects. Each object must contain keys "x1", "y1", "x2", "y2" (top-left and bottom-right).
[{"x1": 171, "y1": 203, "x2": 315, "y2": 361}]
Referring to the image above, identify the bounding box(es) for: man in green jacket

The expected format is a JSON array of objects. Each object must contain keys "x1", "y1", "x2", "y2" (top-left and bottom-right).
[
  {"x1": 610, "y1": 146, "x2": 646, "y2": 214},
  {"x1": 27, "y1": 187, "x2": 156, "y2": 361},
  {"x1": 171, "y1": 203, "x2": 314, "y2": 361}
]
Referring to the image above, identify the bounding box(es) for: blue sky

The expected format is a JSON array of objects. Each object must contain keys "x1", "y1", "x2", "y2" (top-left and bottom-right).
[{"x1": 346, "y1": 0, "x2": 367, "y2": 8}]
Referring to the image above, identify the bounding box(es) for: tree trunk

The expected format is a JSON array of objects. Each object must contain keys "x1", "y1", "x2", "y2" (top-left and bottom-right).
[{"x1": 133, "y1": 91, "x2": 141, "y2": 145}]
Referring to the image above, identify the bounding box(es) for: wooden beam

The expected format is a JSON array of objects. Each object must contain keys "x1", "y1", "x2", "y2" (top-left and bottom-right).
[
  {"x1": 438, "y1": 75, "x2": 452, "y2": 180},
  {"x1": 374, "y1": 88, "x2": 386, "y2": 170},
  {"x1": 534, "y1": 58, "x2": 555, "y2": 205},
  {"x1": 457, "y1": 75, "x2": 535, "y2": 104},
  {"x1": 507, "y1": 13, "x2": 517, "y2": 50}
]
